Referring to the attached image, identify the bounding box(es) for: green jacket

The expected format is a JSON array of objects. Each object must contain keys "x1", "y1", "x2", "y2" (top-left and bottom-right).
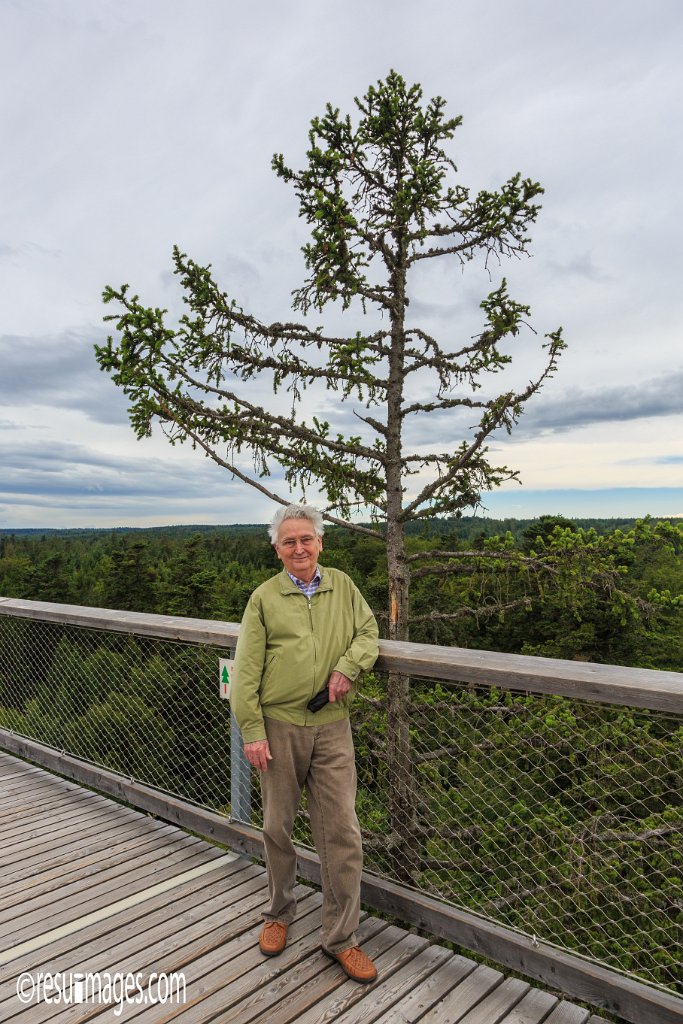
[{"x1": 231, "y1": 566, "x2": 379, "y2": 743}]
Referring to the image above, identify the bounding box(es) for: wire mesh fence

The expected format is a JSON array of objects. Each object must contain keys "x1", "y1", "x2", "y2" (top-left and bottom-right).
[
  {"x1": 0, "y1": 610, "x2": 680, "y2": 996},
  {"x1": 0, "y1": 615, "x2": 235, "y2": 812},
  {"x1": 351, "y1": 676, "x2": 682, "y2": 995}
]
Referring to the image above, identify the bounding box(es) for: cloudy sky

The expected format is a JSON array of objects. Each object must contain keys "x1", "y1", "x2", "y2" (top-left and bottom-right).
[{"x1": 1, "y1": 0, "x2": 682, "y2": 529}]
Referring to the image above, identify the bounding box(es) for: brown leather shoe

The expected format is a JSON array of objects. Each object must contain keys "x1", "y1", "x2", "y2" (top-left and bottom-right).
[
  {"x1": 259, "y1": 921, "x2": 288, "y2": 956},
  {"x1": 323, "y1": 945, "x2": 378, "y2": 984}
]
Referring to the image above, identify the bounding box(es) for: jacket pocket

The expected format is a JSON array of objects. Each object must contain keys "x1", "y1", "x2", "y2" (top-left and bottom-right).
[{"x1": 259, "y1": 651, "x2": 282, "y2": 705}]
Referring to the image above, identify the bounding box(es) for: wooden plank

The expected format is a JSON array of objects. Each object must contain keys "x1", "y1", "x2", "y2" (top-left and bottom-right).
[
  {"x1": 497, "y1": 986, "x2": 559, "y2": 1023},
  {"x1": 0, "y1": 878, "x2": 296, "y2": 1024},
  {"x1": 163, "y1": 917, "x2": 389, "y2": 1024},
  {"x1": 4, "y1": 735, "x2": 680, "y2": 1024},
  {"x1": 0, "y1": 808, "x2": 175, "y2": 868},
  {"x1": 0, "y1": 862, "x2": 264, "y2": 1002},
  {"x1": 0, "y1": 803, "x2": 152, "y2": 864},
  {"x1": 0, "y1": 820, "x2": 198, "y2": 907},
  {"x1": 0, "y1": 783, "x2": 101, "y2": 815},
  {"x1": 544, "y1": 1003, "x2": 591, "y2": 1023},
  {"x1": 0, "y1": 788, "x2": 151, "y2": 842},
  {"x1": 75, "y1": 889, "x2": 332, "y2": 1023},
  {"x1": 376, "y1": 641, "x2": 683, "y2": 713},
  {"x1": 211, "y1": 925, "x2": 405, "y2": 1024},
  {"x1": 0, "y1": 763, "x2": 109, "y2": 803},
  {"x1": 0, "y1": 774, "x2": 102, "y2": 806},
  {"x1": 419, "y1": 965, "x2": 505, "y2": 1023},
  {"x1": 1, "y1": 597, "x2": 682, "y2": 711},
  {"x1": 0, "y1": 832, "x2": 205, "y2": 925},
  {"x1": 260, "y1": 928, "x2": 418, "y2": 1024},
  {"x1": 0, "y1": 867, "x2": 266, "y2": 1009},
  {"x1": 0, "y1": 772, "x2": 72, "y2": 796},
  {"x1": 0, "y1": 786, "x2": 109, "y2": 824},
  {"x1": 3, "y1": 844, "x2": 224, "y2": 946},
  {"x1": 2, "y1": 815, "x2": 174, "y2": 880},
  {"x1": 370, "y1": 955, "x2": 478, "y2": 1024},
  {"x1": 270, "y1": 940, "x2": 447, "y2": 1024},
  {"x1": 456, "y1": 977, "x2": 530, "y2": 1024},
  {"x1": 0, "y1": 799, "x2": 140, "y2": 852},
  {"x1": 0, "y1": 763, "x2": 42, "y2": 779},
  {"x1": 0, "y1": 596, "x2": 241, "y2": 646},
  {"x1": 0, "y1": 821, "x2": 190, "y2": 907}
]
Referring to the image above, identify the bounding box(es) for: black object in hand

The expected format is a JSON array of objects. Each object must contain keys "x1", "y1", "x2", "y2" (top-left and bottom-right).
[{"x1": 307, "y1": 687, "x2": 330, "y2": 712}]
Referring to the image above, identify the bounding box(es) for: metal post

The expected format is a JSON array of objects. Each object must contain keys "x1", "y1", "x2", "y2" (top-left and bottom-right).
[{"x1": 230, "y1": 710, "x2": 252, "y2": 823}]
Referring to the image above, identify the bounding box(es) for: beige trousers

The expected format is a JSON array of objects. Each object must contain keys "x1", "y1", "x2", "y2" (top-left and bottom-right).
[{"x1": 260, "y1": 715, "x2": 362, "y2": 954}]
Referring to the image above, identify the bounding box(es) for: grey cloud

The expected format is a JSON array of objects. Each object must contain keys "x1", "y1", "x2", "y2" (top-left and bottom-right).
[
  {"x1": 399, "y1": 369, "x2": 683, "y2": 447},
  {"x1": 219, "y1": 253, "x2": 263, "y2": 288},
  {"x1": 545, "y1": 252, "x2": 609, "y2": 283},
  {"x1": 620, "y1": 454, "x2": 683, "y2": 466},
  {"x1": 0, "y1": 331, "x2": 130, "y2": 426},
  {"x1": 407, "y1": 298, "x2": 461, "y2": 320},
  {"x1": 0, "y1": 242, "x2": 62, "y2": 261},
  {"x1": 521, "y1": 371, "x2": 683, "y2": 434},
  {"x1": 0, "y1": 439, "x2": 248, "y2": 505},
  {"x1": 0, "y1": 434, "x2": 294, "y2": 509},
  {"x1": 0, "y1": 419, "x2": 33, "y2": 430}
]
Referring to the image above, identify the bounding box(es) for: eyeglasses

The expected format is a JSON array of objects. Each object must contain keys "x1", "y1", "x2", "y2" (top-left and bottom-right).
[{"x1": 278, "y1": 535, "x2": 318, "y2": 550}]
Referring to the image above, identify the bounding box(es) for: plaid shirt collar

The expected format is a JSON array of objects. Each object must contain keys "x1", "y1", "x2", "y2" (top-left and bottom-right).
[{"x1": 286, "y1": 565, "x2": 322, "y2": 598}]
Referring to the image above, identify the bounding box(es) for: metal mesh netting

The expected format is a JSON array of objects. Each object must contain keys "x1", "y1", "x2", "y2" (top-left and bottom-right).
[
  {"x1": 0, "y1": 616, "x2": 235, "y2": 812},
  {"x1": 350, "y1": 678, "x2": 682, "y2": 994},
  {"x1": 0, "y1": 613, "x2": 680, "y2": 995}
]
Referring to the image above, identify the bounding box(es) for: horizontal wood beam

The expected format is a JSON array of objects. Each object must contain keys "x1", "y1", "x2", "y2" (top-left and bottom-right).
[
  {"x1": 378, "y1": 640, "x2": 683, "y2": 714},
  {"x1": 0, "y1": 596, "x2": 241, "y2": 647},
  {"x1": 1, "y1": 597, "x2": 682, "y2": 712},
  {"x1": 1, "y1": 730, "x2": 681, "y2": 1024}
]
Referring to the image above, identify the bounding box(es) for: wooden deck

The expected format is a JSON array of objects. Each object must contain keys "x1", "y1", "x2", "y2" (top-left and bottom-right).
[{"x1": 0, "y1": 751, "x2": 611, "y2": 1024}]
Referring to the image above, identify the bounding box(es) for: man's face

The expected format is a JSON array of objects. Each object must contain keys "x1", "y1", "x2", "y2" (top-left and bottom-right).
[{"x1": 274, "y1": 518, "x2": 323, "y2": 582}]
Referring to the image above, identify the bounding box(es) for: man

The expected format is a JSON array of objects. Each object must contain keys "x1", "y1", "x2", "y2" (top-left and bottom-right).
[{"x1": 231, "y1": 503, "x2": 380, "y2": 983}]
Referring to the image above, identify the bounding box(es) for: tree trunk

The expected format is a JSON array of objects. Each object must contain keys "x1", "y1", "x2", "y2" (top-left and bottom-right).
[
  {"x1": 385, "y1": 516, "x2": 417, "y2": 883},
  {"x1": 384, "y1": 229, "x2": 418, "y2": 884}
]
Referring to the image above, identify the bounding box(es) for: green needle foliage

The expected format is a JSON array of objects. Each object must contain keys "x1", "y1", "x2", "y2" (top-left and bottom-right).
[
  {"x1": 95, "y1": 70, "x2": 564, "y2": 639},
  {"x1": 95, "y1": 71, "x2": 566, "y2": 882}
]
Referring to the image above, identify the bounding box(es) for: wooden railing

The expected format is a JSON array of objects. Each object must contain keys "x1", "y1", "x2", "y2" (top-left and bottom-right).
[{"x1": 0, "y1": 597, "x2": 681, "y2": 1024}]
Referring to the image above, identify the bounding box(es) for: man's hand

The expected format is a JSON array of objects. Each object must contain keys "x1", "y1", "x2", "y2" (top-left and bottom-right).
[
  {"x1": 243, "y1": 739, "x2": 273, "y2": 771},
  {"x1": 328, "y1": 670, "x2": 352, "y2": 702}
]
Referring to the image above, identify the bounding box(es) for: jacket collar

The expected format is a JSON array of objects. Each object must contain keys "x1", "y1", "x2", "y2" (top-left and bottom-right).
[{"x1": 278, "y1": 565, "x2": 334, "y2": 595}]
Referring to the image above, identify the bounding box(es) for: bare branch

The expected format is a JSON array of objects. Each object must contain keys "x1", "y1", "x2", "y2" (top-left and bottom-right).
[
  {"x1": 399, "y1": 332, "x2": 564, "y2": 521},
  {"x1": 411, "y1": 564, "x2": 507, "y2": 580},
  {"x1": 401, "y1": 396, "x2": 488, "y2": 417},
  {"x1": 166, "y1": 416, "x2": 384, "y2": 539},
  {"x1": 407, "y1": 231, "x2": 524, "y2": 265},
  {"x1": 165, "y1": 358, "x2": 388, "y2": 465},
  {"x1": 582, "y1": 825, "x2": 683, "y2": 845},
  {"x1": 352, "y1": 408, "x2": 388, "y2": 438},
  {"x1": 409, "y1": 598, "x2": 531, "y2": 623},
  {"x1": 408, "y1": 549, "x2": 523, "y2": 561}
]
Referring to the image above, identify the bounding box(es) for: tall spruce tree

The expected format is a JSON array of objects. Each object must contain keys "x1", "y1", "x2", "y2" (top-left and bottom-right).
[{"x1": 95, "y1": 71, "x2": 564, "y2": 878}]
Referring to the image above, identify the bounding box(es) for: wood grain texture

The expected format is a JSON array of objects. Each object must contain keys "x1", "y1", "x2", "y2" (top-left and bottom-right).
[
  {"x1": 1, "y1": 597, "x2": 681, "y2": 710},
  {"x1": 1, "y1": 736, "x2": 681, "y2": 1024}
]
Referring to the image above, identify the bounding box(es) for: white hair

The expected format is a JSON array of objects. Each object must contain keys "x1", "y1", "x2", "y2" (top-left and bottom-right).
[{"x1": 268, "y1": 504, "x2": 324, "y2": 544}]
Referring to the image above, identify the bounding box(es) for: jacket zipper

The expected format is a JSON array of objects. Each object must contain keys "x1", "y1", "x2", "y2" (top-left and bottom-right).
[{"x1": 307, "y1": 596, "x2": 317, "y2": 704}]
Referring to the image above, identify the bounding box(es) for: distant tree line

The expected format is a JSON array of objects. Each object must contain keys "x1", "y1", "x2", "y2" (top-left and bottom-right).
[{"x1": 0, "y1": 515, "x2": 681, "y2": 669}]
